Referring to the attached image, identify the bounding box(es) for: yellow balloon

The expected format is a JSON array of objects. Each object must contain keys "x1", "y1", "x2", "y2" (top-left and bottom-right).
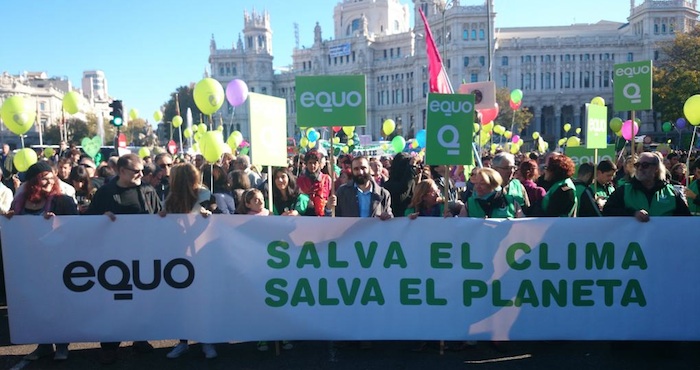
[
  {"x1": 563, "y1": 123, "x2": 572, "y2": 132},
  {"x1": 172, "y1": 115, "x2": 183, "y2": 128},
  {"x1": 382, "y1": 119, "x2": 396, "y2": 136},
  {"x1": 410, "y1": 140, "x2": 419, "y2": 149},
  {"x1": 684, "y1": 94, "x2": 700, "y2": 126},
  {"x1": 558, "y1": 138, "x2": 567, "y2": 146},
  {"x1": 591, "y1": 96, "x2": 605, "y2": 106},
  {"x1": 341, "y1": 146, "x2": 349, "y2": 153},
  {"x1": 566, "y1": 136, "x2": 581, "y2": 147},
  {"x1": 342, "y1": 126, "x2": 355, "y2": 136},
  {"x1": 43, "y1": 147, "x2": 55, "y2": 158},
  {"x1": 575, "y1": 128, "x2": 582, "y2": 134},
  {"x1": 13, "y1": 148, "x2": 38, "y2": 172},
  {"x1": 129, "y1": 108, "x2": 139, "y2": 120},
  {"x1": 183, "y1": 127, "x2": 193, "y2": 139},
  {"x1": 1, "y1": 96, "x2": 36, "y2": 135},
  {"x1": 483, "y1": 122, "x2": 494, "y2": 133},
  {"x1": 532, "y1": 131, "x2": 540, "y2": 140},
  {"x1": 198, "y1": 123, "x2": 208, "y2": 133},
  {"x1": 153, "y1": 111, "x2": 163, "y2": 122},
  {"x1": 217, "y1": 125, "x2": 224, "y2": 131},
  {"x1": 473, "y1": 123, "x2": 480, "y2": 133},
  {"x1": 62, "y1": 91, "x2": 80, "y2": 114},
  {"x1": 510, "y1": 144, "x2": 520, "y2": 154},
  {"x1": 138, "y1": 147, "x2": 150, "y2": 159},
  {"x1": 504, "y1": 131, "x2": 513, "y2": 139},
  {"x1": 493, "y1": 125, "x2": 506, "y2": 135},
  {"x1": 194, "y1": 131, "x2": 204, "y2": 143},
  {"x1": 227, "y1": 131, "x2": 243, "y2": 149},
  {"x1": 200, "y1": 131, "x2": 226, "y2": 163},
  {"x1": 299, "y1": 137, "x2": 309, "y2": 148},
  {"x1": 332, "y1": 137, "x2": 340, "y2": 144},
  {"x1": 479, "y1": 133, "x2": 491, "y2": 146},
  {"x1": 347, "y1": 139, "x2": 354, "y2": 146},
  {"x1": 193, "y1": 78, "x2": 225, "y2": 115}
]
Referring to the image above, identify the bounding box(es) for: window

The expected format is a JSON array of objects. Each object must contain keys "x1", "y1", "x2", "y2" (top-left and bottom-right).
[
  {"x1": 423, "y1": 82, "x2": 427, "y2": 97},
  {"x1": 501, "y1": 74, "x2": 508, "y2": 87},
  {"x1": 471, "y1": 73, "x2": 478, "y2": 82},
  {"x1": 583, "y1": 71, "x2": 590, "y2": 88},
  {"x1": 479, "y1": 29, "x2": 485, "y2": 40},
  {"x1": 502, "y1": 56, "x2": 508, "y2": 66},
  {"x1": 525, "y1": 55, "x2": 531, "y2": 63},
  {"x1": 471, "y1": 30, "x2": 477, "y2": 39},
  {"x1": 219, "y1": 63, "x2": 224, "y2": 76},
  {"x1": 397, "y1": 47, "x2": 401, "y2": 57},
  {"x1": 463, "y1": 29, "x2": 469, "y2": 40},
  {"x1": 225, "y1": 62, "x2": 231, "y2": 75},
  {"x1": 262, "y1": 87, "x2": 267, "y2": 94},
  {"x1": 565, "y1": 54, "x2": 571, "y2": 62},
  {"x1": 394, "y1": 20, "x2": 399, "y2": 31},
  {"x1": 523, "y1": 74, "x2": 531, "y2": 90},
  {"x1": 463, "y1": 56, "x2": 470, "y2": 67},
  {"x1": 627, "y1": 52, "x2": 634, "y2": 62},
  {"x1": 603, "y1": 71, "x2": 610, "y2": 88},
  {"x1": 40, "y1": 102, "x2": 46, "y2": 111},
  {"x1": 479, "y1": 56, "x2": 485, "y2": 66},
  {"x1": 383, "y1": 50, "x2": 387, "y2": 59},
  {"x1": 544, "y1": 72, "x2": 552, "y2": 89},
  {"x1": 545, "y1": 55, "x2": 551, "y2": 62},
  {"x1": 390, "y1": 48, "x2": 394, "y2": 58},
  {"x1": 564, "y1": 72, "x2": 571, "y2": 88},
  {"x1": 232, "y1": 64, "x2": 237, "y2": 75}
]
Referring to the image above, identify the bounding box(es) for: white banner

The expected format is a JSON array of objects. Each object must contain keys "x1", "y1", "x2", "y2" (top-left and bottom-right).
[{"x1": 1, "y1": 215, "x2": 699, "y2": 344}]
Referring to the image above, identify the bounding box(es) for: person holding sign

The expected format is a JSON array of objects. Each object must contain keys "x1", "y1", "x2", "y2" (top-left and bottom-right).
[
  {"x1": 464, "y1": 168, "x2": 523, "y2": 218},
  {"x1": 603, "y1": 152, "x2": 690, "y2": 222},
  {"x1": 541, "y1": 155, "x2": 578, "y2": 217},
  {"x1": 327, "y1": 156, "x2": 392, "y2": 219},
  {"x1": 297, "y1": 150, "x2": 332, "y2": 216},
  {"x1": 405, "y1": 179, "x2": 465, "y2": 219}
]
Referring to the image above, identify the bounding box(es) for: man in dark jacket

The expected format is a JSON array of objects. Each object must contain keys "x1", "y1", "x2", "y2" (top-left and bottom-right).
[
  {"x1": 328, "y1": 155, "x2": 392, "y2": 219},
  {"x1": 86, "y1": 153, "x2": 162, "y2": 364}
]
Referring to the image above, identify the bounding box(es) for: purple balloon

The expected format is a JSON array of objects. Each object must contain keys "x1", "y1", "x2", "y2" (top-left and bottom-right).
[
  {"x1": 676, "y1": 118, "x2": 687, "y2": 129},
  {"x1": 226, "y1": 79, "x2": 249, "y2": 107}
]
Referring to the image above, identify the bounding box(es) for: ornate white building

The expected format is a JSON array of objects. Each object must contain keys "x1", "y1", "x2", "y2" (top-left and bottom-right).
[{"x1": 209, "y1": 0, "x2": 699, "y2": 143}]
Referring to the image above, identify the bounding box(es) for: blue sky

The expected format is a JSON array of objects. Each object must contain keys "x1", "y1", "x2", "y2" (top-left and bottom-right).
[{"x1": 2, "y1": 0, "x2": 630, "y2": 125}]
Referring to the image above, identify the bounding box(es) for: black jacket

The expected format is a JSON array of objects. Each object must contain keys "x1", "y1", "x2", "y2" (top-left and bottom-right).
[{"x1": 87, "y1": 177, "x2": 162, "y2": 215}]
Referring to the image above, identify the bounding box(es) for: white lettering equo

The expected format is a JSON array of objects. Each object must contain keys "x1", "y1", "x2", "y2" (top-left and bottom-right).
[
  {"x1": 299, "y1": 91, "x2": 363, "y2": 113},
  {"x1": 429, "y1": 100, "x2": 474, "y2": 117}
]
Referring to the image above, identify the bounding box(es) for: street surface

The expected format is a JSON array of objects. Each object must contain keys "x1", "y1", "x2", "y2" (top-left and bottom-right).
[{"x1": 0, "y1": 306, "x2": 698, "y2": 369}]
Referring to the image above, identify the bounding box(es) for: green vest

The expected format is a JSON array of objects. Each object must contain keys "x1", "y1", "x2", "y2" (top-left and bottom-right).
[
  {"x1": 506, "y1": 178, "x2": 526, "y2": 207},
  {"x1": 542, "y1": 178, "x2": 578, "y2": 217},
  {"x1": 622, "y1": 183, "x2": 677, "y2": 216},
  {"x1": 594, "y1": 182, "x2": 615, "y2": 200},
  {"x1": 689, "y1": 180, "x2": 700, "y2": 215},
  {"x1": 467, "y1": 193, "x2": 517, "y2": 218}
]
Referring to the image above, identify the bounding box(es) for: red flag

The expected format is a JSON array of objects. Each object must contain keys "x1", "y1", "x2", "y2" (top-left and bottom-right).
[{"x1": 419, "y1": 8, "x2": 452, "y2": 94}]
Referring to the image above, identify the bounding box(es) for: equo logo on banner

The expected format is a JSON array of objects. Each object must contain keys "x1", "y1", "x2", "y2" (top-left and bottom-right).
[
  {"x1": 299, "y1": 91, "x2": 363, "y2": 113},
  {"x1": 63, "y1": 259, "x2": 195, "y2": 301},
  {"x1": 428, "y1": 100, "x2": 474, "y2": 117},
  {"x1": 615, "y1": 65, "x2": 651, "y2": 104},
  {"x1": 437, "y1": 126, "x2": 461, "y2": 155},
  {"x1": 589, "y1": 118, "x2": 607, "y2": 134}
]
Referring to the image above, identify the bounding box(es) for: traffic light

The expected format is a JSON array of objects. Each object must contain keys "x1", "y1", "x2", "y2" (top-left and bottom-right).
[{"x1": 109, "y1": 100, "x2": 124, "y2": 127}]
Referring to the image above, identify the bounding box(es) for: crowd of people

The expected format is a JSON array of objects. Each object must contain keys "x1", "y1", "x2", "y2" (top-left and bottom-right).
[{"x1": 0, "y1": 139, "x2": 695, "y2": 363}]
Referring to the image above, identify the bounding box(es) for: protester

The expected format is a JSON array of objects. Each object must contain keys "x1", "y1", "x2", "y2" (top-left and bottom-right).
[
  {"x1": 235, "y1": 188, "x2": 269, "y2": 215},
  {"x1": 541, "y1": 154, "x2": 577, "y2": 217},
  {"x1": 383, "y1": 152, "x2": 419, "y2": 217},
  {"x1": 536, "y1": 151, "x2": 561, "y2": 191},
  {"x1": 86, "y1": 153, "x2": 162, "y2": 364},
  {"x1": 160, "y1": 163, "x2": 218, "y2": 359},
  {"x1": 616, "y1": 155, "x2": 637, "y2": 187},
  {"x1": 297, "y1": 149, "x2": 332, "y2": 216},
  {"x1": 270, "y1": 167, "x2": 310, "y2": 216},
  {"x1": 154, "y1": 153, "x2": 174, "y2": 202},
  {"x1": 465, "y1": 167, "x2": 523, "y2": 218},
  {"x1": 202, "y1": 164, "x2": 236, "y2": 214},
  {"x1": 670, "y1": 162, "x2": 687, "y2": 185},
  {"x1": 69, "y1": 165, "x2": 96, "y2": 214},
  {"x1": 328, "y1": 155, "x2": 393, "y2": 220},
  {"x1": 405, "y1": 178, "x2": 465, "y2": 219},
  {"x1": 604, "y1": 152, "x2": 691, "y2": 221},
  {"x1": 429, "y1": 165, "x2": 458, "y2": 202},
  {"x1": 234, "y1": 154, "x2": 263, "y2": 188},
  {"x1": 230, "y1": 169, "x2": 252, "y2": 206},
  {"x1": 518, "y1": 159, "x2": 545, "y2": 216},
  {"x1": 56, "y1": 158, "x2": 73, "y2": 183},
  {"x1": 492, "y1": 152, "x2": 530, "y2": 209},
  {"x1": 7, "y1": 161, "x2": 78, "y2": 361},
  {"x1": 593, "y1": 159, "x2": 617, "y2": 204},
  {"x1": 573, "y1": 163, "x2": 601, "y2": 217}
]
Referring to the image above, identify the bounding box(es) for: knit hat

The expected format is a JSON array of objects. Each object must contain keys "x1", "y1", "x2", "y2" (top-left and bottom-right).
[
  {"x1": 25, "y1": 161, "x2": 53, "y2": 182},
  {"x1": 304, "y1": 149, "x2": 322, "y2": 162}
]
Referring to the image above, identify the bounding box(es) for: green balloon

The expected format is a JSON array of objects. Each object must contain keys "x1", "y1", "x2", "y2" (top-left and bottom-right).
[
  {"x1": 609, "y1": 117, "x2": 623, "y2": 132},
  {"x1": 193, "y1": 78, "x2": 225, "y2": 115},
  {"x1": 662, "y1": 121, "x2": 673, "y2": 132},
  {"x1": 391, "y1": 136, "x2": 406, "y2": 153},
  {"x1": 81, "y1": 136, "x2": 102, "y2": 159},
  {"x1": 13, "y1": 148, "x2": 38, "y2": 172},
  {"x1": 62, "y1": 91, "x2": 80, "y2": 114},
  {"x1": 1, "y1": 96, "x2": 36, "y2": 135}
]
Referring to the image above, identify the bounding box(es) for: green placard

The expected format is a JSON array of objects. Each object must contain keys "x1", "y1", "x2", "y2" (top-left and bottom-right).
[
  {"x1": 295, "y1": 75, "x2": 366, "y2": 127},
  {"x1": 586, "y1": 104, "x2": 608, "y2": 149},
  {"x1": 425, "y1": 93, "x2": 474, "y2": 165},
  {"x1": 613, "y1": 60, "x2": 653, "y2": 111},
  {"x1": 566, "y1": 144, "x2": 616, "y2": 175}
]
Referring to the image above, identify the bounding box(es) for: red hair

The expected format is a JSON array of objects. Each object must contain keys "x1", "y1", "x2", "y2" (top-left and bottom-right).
[{"x1": 25, "y1": 171, "x2": 61, "y2": 204}]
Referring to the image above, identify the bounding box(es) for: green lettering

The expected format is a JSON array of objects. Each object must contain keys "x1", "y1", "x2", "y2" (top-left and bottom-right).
[
  {"x1": 355, "y1": 241, "x2": 378, "y2": 268},
  {"x1": 586, "y1": 242, "x2": 614, "y2": 270},
  {"x1": 514, "y1": 280, "x2": 540, "y2": 307},
  {"x1": 297, "y1": 242, "x2": 321, "y2": 268},
  {"x1": 539, "y1": 244, "x2": 560, "y2": 270},
  {"x1": 461, "y1": 243, "x2": 483, "y2": 269},
  {"x1": 318, "y1": 278, "x2": 340, "y2": 305},
  {"x1": 506, "y1": 243, "x2": 531, "y2": 270},
  {"x1": 492, "y1": 280, "x2": 514, "y2": 307},
  {"x1": 621, "y1": 243, "x2": 647, "y2": 270},
  {"x1": 596, "y1": 279, "x2": 623, "y2": 306},
  {"x1": 426, "y1": 278, "x2": 447, "y2": 306},
  {"x1": 400, "y1": 278, "x2": 422, "y2": 305},
  {"x1": 567, "y1": 243, "x2": 576, "y2": 270},
  {"x1": 542, "y1": 280, "x2": 567, "y2": 307},
  {"x1": 572, "y1": 280, "x2": 594, "y2": 306},
  {"x1": 430, "y1": 243, "x2": 452, "y2": 269},
  {"x1": 339, "y1": 278, "x2": 362, "y2": 304},
  {"x1": 264, "y1": 279, "x2": 288, "y2": 307},
  {"x1": 328, "y1": 242, "x2": 349, "y2": 268},
  {"x1": 267, "y1": 241, "x2": 289, "y2": 269},
  {"x1": 621, "y1": 279, "x2": 646, "y2": 306},
  {"x1": 384, "y1": 242, "x2": 407, "y2": 268},
  {"x1": 361, "y1": 278, "x2": 385, "y2": 305},
  {"x1": 462, "y1": 280, "x2": 487, "y2": 306},
  {"x1": 290, "y1": 278, "x2": 315, "y2": 306}
]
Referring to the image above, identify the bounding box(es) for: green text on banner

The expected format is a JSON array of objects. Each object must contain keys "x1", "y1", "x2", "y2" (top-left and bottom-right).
[
  {"x1": 425, "y1": 93, "x2": 474, "y2": 165},
  {"x1": 248, "y1": 93, "x2": 288, "y2": 166},
  {"x1": 586, "y1": 104, "x2": 608, "y2": 149},
  {"x1": 295, "y1": 75, "x2": 366, "y2": 127},
  {"x1": 613, "y1": 60, "x2": 653, "y2": 111}
]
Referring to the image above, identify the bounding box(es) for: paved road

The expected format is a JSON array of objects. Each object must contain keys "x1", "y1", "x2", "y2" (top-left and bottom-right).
[{"x1": 0, "y1": 306, "x2": 698, "y2": 370}]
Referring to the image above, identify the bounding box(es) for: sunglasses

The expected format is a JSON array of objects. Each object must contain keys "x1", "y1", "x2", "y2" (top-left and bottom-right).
[{"x1": 634, "y1": 162, "x2": 657, "y2": 169}]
